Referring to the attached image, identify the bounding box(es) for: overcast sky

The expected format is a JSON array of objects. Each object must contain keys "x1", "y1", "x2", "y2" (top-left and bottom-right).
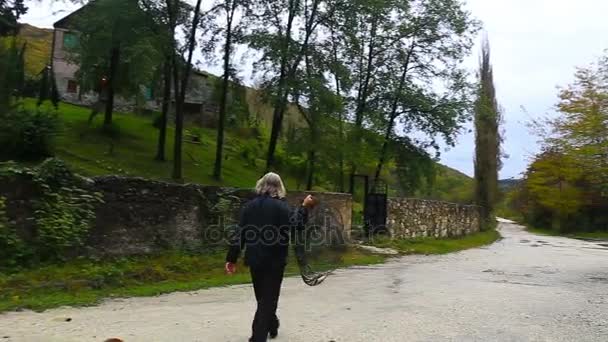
[{"x1": 22, "y1": 0, "x2": 608, "y2": 179}]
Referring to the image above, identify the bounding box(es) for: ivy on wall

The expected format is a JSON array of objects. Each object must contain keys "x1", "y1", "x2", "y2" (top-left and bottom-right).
[{"x1": 0, "y1": 159, "x2": 103, "y2": 268}]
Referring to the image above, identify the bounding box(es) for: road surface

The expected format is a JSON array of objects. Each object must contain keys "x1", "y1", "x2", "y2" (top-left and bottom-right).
[{"x1": 1, "y1": 220, "x2": 607, "y2": 341}]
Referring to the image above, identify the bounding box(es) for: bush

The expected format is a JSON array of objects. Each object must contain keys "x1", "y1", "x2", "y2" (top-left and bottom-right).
[
  {"x1": 0, "y1": 196, "x2": 29, "y2": 269},
  {"x1": 0, "y1": 107, "x2": 59, "y2": 161},
  {"x1": 238, "y1": 143, "x2": 261, "y2": 166}
]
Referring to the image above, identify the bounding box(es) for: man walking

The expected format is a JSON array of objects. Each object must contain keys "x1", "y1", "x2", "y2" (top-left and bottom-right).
[{"x1": 225, "y1": 172, "x2": 317, "y2": 341}]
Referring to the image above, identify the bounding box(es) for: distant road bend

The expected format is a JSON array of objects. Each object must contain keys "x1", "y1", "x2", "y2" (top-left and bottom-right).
[{"x1": 1, "y1": 220, "x2": 607, "y2": 341}]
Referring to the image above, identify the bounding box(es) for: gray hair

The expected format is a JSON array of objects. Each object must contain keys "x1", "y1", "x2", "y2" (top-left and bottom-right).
[{"x1": 255, "y1": 172, "x2": 286, "y2": 199}]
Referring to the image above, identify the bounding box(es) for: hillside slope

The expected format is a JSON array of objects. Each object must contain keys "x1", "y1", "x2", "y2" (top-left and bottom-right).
[
  {"x1": 17, "y1": 24, "x2": 53, "y2": 78},
  {"x1": 24, "y1": 98, "x2": 473, "y2": 203}
]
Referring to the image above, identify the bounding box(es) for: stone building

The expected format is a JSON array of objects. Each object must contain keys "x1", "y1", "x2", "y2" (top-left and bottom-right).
[{"x1": 50, "y1": 2, "x2": 216, "y2": 117}]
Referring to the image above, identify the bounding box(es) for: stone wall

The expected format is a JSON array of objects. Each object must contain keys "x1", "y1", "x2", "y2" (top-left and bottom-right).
[
  {"x1": 387, "y1": 198, "x2": 481, "y2": 239},
  {"x1": 2, "y1": 176, "x2": 352, "y2": 257}
]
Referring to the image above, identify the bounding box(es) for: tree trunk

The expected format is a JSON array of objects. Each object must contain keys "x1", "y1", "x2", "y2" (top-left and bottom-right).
[
  {"x1": 330, "y1": 26, "x2": 345, "y2": 193},
  {"x1": 104, "y1": 46, "x2": 120, "y2": 127},
  {"x1": 337, "y1": 106, "x2": 345, "y2": 193},
  {"x1": 306, "y1": 149, "x2": 316, "y2": 191},
  {"x1": 349, "y1": 19, "x2": 378, "y2": 193},
  {"x1": 155, "y1": 59, "x2": 171, "y2": 161},
  {"x1": 266, "y1": 0, "x2": 320, "y2": 171},
  {"x1": 265, "y1": 1, "x2": 297, "y2": 171},
  {"x1": 172, "y1": 56, "x2": 184, "y2": 180},
  {"x1": 172, "y1": 0, "x2": 203, "y2": 181},
  {"x1": 213, "y1": 6, "x2": 235, "y2": 180},
  {"x1": 373, "y1": 43, "x2": 414, "y2": 184}
]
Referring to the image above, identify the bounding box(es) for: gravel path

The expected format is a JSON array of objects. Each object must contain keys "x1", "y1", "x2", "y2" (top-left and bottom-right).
[{"x1": 1, "y1": 220, "x2": 607, "y2": 342}]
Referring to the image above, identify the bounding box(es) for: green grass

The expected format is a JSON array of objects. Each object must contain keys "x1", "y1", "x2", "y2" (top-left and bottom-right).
[
  {"x1": 0, "y1": 229, "x2": 501, "y2": 313},
  {"x1": 526, "y1": 226, "x2": 608, "y2": 240},
  {"x1": 0, "y1": 247, "x2": 385, "y2": 313},
  {"x1": 369, "y1": 229, "x2": 501, "y2": 255},
  {"x1": 24, "y1": 99, "x2": 302, "y2": 190}
]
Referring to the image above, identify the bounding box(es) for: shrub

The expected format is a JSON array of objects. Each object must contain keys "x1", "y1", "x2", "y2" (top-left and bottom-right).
[
  {"x1": 0, "y1": 196, "x2": 29, "y2": 269},
  {"x1": 238, "y1": 142, "x2": 263, "y2": 167},
  {"x1": 0, "y1": 107, "x2": 59, "y2": 161}
]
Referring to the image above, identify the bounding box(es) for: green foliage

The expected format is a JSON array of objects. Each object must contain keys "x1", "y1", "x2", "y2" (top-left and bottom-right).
[
  {"x1": 474, "y1": 38, "x2": 502, "y2": 222},
  {"x1": 0, "y1": 106, "x2": 59, "y2": 161},
  {"x1": 0, "y1": 36, "x2": 23, "y2": 108},
  {"x1": 0, "y1": 0, "x2": 27, "y2": 36},
  {"x1": 511, "y1": 53, "x2": 608, "y2": 233},
  {"x1": 67, "y1": 0, "x2": 166, "y2": 98},
  {"x1": 417, "y1": 165, "x2": 474, "y2": 204},
  {"x1": 0, "y1": 159, "x2": 103, "y2": 267},
  {"x1": 392, "y1": 137, "x2": 436, "y2": 196},
  {"x1": 0, "y1": 195, "x2": 29, "y2": 268}
]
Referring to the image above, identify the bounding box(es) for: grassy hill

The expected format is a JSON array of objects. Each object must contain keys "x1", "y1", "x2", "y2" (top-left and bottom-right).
[
  {"x1": 24, "y1": 99, "x2": 291, "y2": 189},
  {"x1": 23, "y1": 98, "x2": 474, "y2": 202},
  {"x1": 17, "y1": 24, "x2": 53, "y2": 78},
  {"x1": 498, "y1": 178, "x2": 521, "y2": 191},
  {"x1": 422, "y1": 165, "x2": 474, "y2": 204}
]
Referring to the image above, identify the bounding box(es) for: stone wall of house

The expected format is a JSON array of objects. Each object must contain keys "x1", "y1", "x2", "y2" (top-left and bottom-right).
[
  {"x1": 387, "y1": 198, "x2": 481, "y2": 239},
  {"x1": 2, "y1": 176, "x2": 352, "y2": 257}
]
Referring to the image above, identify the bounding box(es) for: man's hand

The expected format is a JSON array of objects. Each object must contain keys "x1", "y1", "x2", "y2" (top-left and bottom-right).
[
  {"x1": 302, "y1": 195, "x2": 318, "y2": 209},
  {"x1": 225, "y1": 262, "x2": 236, "y2": 275}
]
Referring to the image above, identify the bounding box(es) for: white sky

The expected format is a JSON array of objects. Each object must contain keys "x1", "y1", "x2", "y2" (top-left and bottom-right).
[{"x1": 22, "y1": 0, "x2": 608, "y2": 179}]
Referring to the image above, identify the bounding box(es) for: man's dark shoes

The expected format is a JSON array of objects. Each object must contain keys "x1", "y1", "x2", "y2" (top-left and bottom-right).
[{"x1": 269, "y1": 318, "x2": 280, "y2": 339}]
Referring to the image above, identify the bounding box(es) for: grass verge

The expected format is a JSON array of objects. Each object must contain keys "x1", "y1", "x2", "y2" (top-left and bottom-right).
[
  {"x1": 0, "y1": 229, "x2": 502, "y2": 314},
  {"x1": 369, "y1": 229, "x2": 501, "y2": 255},
  {"x1": 526, "y1": 226, "x2": 608, "y2": 240},
  {"x1": 0, "y1": 248, "x2": 385, "y2": 313}
]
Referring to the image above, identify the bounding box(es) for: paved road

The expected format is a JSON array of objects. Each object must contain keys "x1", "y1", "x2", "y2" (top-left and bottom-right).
[{"x1": 1, "y1": 220, "x2": 607, "y2": 342}]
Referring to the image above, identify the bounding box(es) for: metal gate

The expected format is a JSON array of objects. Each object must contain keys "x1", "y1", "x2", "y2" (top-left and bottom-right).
[{"x1": 364, "y1": 180, "x2": 388, "y2": 235}]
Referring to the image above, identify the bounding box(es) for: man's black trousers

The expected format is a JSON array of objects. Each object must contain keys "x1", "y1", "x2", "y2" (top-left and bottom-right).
[{"x1": 249, "y1": 265, "x2": 285, "y2": 342}]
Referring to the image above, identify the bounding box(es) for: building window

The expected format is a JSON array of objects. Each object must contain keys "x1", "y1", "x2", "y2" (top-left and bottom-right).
[
  {"x1": 66, "y1": 80, "x2": 78, "y2": 93},
  {"x1": 143, "y1": 86, "x2": 153, "y2": 101},
  {"x1": 63, "y1": 32, "x2": 79, "y2": 50}
]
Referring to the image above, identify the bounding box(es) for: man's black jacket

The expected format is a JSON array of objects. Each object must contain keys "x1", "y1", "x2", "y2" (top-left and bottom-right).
[{"x1": 226, "y1": 195, "x2": 309, "y2": 270}]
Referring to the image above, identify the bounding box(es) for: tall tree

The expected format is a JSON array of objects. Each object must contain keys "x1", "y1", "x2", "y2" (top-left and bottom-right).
[
  {"x1": 474, "y1": 37, "x2": 502, "y2": 223},
  {"x1": 171, "y1": 0, "x2": 203, "y2": 180},
  {"x1": 139, "y1": 0, "x2": 185, "y2": 162},
  {"x1": 68, "y1": 0, "x2": 165, "y2": 127},
  {"x1": 340, "y1": 0, "x2": 396, "y2": 193},
  {"x1": 551, "y1": 55, "x2": 608, "y2": 195},
  {"x1": 211, "y1": 0, "x2": 249, "y2": 180},
  {"x1": 292, "y1": 48, "x2": 343, "y2": 190},
  {"x1": 0, "y1": 0, "x2": 27, "y2": 110},
  {"x1": 524, "y1": 149, "x2": 584, "y2": 232},
  {"x1": 371, "y1": 0, "x2": 479, "y2": 186},
  {"x1": 515, "y1": 53, "x2": 608, "y2": 233},
  {"x1": 248, "y1": 0, "x2": 323, "y2": 171},
  {"x1": 0, "y1": 0, "x2": 26, "y2": 36}
]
